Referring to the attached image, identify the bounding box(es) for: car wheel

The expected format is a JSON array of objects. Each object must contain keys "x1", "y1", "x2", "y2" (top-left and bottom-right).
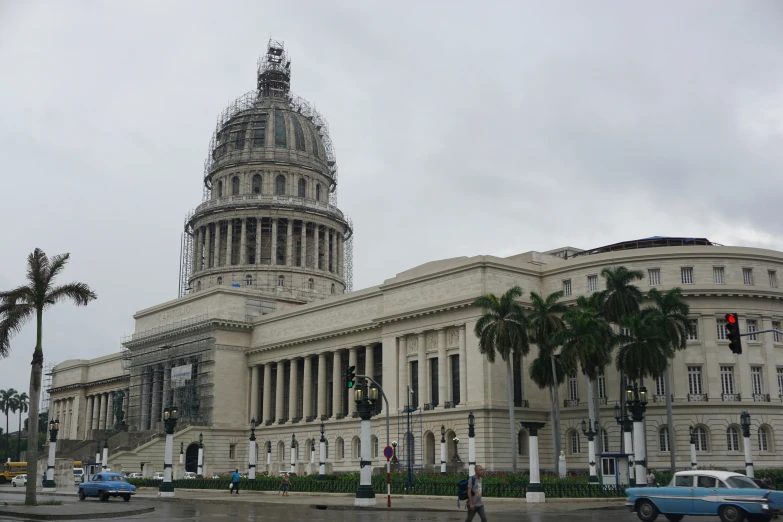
[
  {"x1": 665, "y1": 515, "x2": 684, "y2": 522},
  {"x1": 78, "y1": 490, "x2": 86, "y2": 501},
  {"x1": 122, "y1": 494, "x2": 130, "y2": 502},
  {"x1": 99, "y1": 492, "x2": 109, "y2": 502},
  {"x1": 12, "y1": 482, "x2": 16, "y2": 487},
  {"x1": 720, "y1": 505, "x2": 746, "y2": 522},
  {"x1": 637, "y1": 500, "x2": 660, "y2": 522}
]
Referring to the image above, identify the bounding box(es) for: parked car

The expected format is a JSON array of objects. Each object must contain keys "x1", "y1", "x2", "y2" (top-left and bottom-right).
[
  {"x1": 627, "y1": 470, "x2": 783, "y2": 522},
  {"x1": 11, "y1": 474, "x2": 27, "y2": 487},
  {"x1": 73, "y1": 468, "x2": 85, "y2": 485},
  {"x1": 78, "y1": 472, "x2": 136, "y2": 502},
  {"x1": 125, "y1": 472, "x2": 143, "y2": 479},
  {"x1": 183, "y1": 472, "x2": 197, "y2": 479},
  {"x1": 152, "y1": 471, "x2": 164, "y2": 480}
]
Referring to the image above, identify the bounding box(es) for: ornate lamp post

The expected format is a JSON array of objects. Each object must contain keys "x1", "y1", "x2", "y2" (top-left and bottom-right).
[
  {"x1": 581, "y1": 419, "x2": 599, "y2": 483},
  {"x1": 521, "y1": 421, "x2": 546, "y2": 503},
  {"x1": 197, "y1": 433, "x2": 204, "y2": 478},
  {"x1": 180, "y1": 442, "x2": 184, "y2": 465},
  {"x1": 440, "y1": 425, "x2": 447, "y2": 475},
  {"x1": 353, "y1": 384, "x2": 378, "y2": 506},
  {"x1": 614, "y1": 401, "x2": 635, "y2": 485},
  {"x1": 102, "y1": 432, "x2": 109, "y2": 471},
  {"x1": 468, "y1": 411, "x2": 476, "y2": 476},
  {"x1": 158, "y1": 406, "x2": 179, "y2": 497},
  {"x1": 267, "y1": 440, "x2": 272, "y2": 473},
  {"x1": 248, "y1": 418, "x2": 257, "y2": 481},
  {"x1": 452, "y1": 437, "x2": 461, "y2": 462},
  {"x1": 290, "y1": 433, "x2": 297, "y2": 475},
  {"x1": 43, "y1": 419, "x2": 59, "y2": 491},
  {"x1": 310, "y1": 438, "x2": 315, "y2": 467},
  {"x1": 740, "y1": 411, "x2": 754, "y2": 478},
  {"x1": 94, "y1": 440, "x2": 101, "y2": 472},
  {"x1": 318, "y1": 422, "x2": 326, "y2": 479},
  {"x1": 626, "y1": 384, "x2": 648, "y2": 486},
  {"x1": 689, "y1": 426, "x2": 697, "y2": 470},
  {"x1": 391, "y1": 441, "x2": 398, "y2": 465}
]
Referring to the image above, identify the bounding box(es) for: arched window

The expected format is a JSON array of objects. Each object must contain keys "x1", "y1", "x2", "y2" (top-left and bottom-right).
[
  {"x1": 331, "y1": 283, "x2": 336, "y2": 294},
  {"x1": 277, "y1": 441, "x2": 285, "y2": 462},
  {"x1": 759, "y1": 426, "x2": 771, "y2": 452},
  {"x1": 217, "y1": 180, "x2": 223, "y2": 198},
  {"x1": 372, "y1": 436, "x2": 379, "y2": 458},
  {"x1": 246, "y1": 275, "x2": 252, "y2": 286},
  {"x1": 298, "y1": 178, "x2": 306, "y2": 198},
  {"x1": 694, "y1": 426, "x2": 708, "y2": 451},
  {"x1": 336, "y1": 438, "x2": 344, "y2": 460},
  {"x1": 517, "y1": 430, "x2": 527, "y2": 455},
  {"x1": 727, "y1": 426, "x2": 740, "y2": 451},
  {"x1": 308, "y1": 278, "x2": 314, "y2": 290},
  {"x1": 356, "y1": 438, "x2": 361, "y2": 459},
  {"x1": 217, "y1": 276, "x2": 223, "y2": 285},
  {"x1": 278, "y1": 275, "x2": 285, "y2": 287},
  {"x1": 601, "y1": 428, "x2": 609, "y2": 453},
  {"x1": 659, "y1": 427, "x2": 670, "y2": 452},
  {"x1": 316, "y1": 184, "x2": 321, "y2": 201},
  {"x1": 232, "y1": 176, "x2": 240, "y2": 195},
  {"x1": 275, "y1": 175, "x2": 286, "y2": 195},
  {"x1": 196, "y1": 281, "x2": 202, "y2": 291},
  {"x1": 324, "y1": 440, "x2": 329, "y2": 459},
  {"x1": 569, "y1": 430, "x2": 581, "y2": 454},
  {"x1": 252, "y1": 174, "x2": 262, "y2": 194}
]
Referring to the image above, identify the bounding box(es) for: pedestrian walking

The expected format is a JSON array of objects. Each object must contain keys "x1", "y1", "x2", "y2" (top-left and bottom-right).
[
  {"x1": 466, "y1": 465, "x2": 487, "y2": 522},
  {"x1": 280, "y1": 473, "x2": 290, "y2": 496},
  {"x1": 647, "y1": 470, "x2": 656, "y2": 487},
  {"x1": 230, "y1": 468, "x2": 240, "y2": 494}
]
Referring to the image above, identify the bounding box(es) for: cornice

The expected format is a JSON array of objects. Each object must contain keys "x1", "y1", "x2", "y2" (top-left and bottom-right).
[
  {"x1": 49, "y1": 374, "x2": 129, "y2": 395},
  {"x1": 378, "y1": 258, "x2": 541, "y2": 292},
  {"x1": 124, "y1": 319, "x2": 250, "y2": 349}
]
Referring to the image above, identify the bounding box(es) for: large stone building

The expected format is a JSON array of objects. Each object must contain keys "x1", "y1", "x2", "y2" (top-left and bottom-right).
[{"x1": 48, "y1": 42, "x2": 783, "y2": 477}]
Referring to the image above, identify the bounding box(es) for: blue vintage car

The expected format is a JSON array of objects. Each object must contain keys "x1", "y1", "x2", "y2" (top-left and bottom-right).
[
  {"x1": 627, "y1": 470, "x2": 783, "y2": 522},
  {"x1": 78, "y1": 472, "x2": 136, "y2": 502}
]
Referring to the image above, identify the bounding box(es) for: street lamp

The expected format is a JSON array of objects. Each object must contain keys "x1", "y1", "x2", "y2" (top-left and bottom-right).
[
  {"x1": 626, "y1": 384, "x2": 648, "y2": 487},
  {"x1": 354, "y1": 384, "x2": 378, "y2": 506},
  {"x1": 159, "y1": 406, "x2": 179, "y2": 497},
  {"x1": 440, "y1": 425, "x2": 447, "y2": 475},
  {"x1": 102, "y1": 432, "x2": 109, "y2": 471},
  {"x1": 740, "y1": 411, "x2": 754, "y2": 478},
  {"x1": 248, "y1": 418, "x2": 257, "y2": 481},
  {"x1": 318, "y1": 422, "x2": 326, "y2": 479},
  {"x1": 391, "y1": 440, "x2": 398, "y2": 465},
  {"x1": 197, "y1": 432, "x2": 204, "y2": 478},
  {"x1": 43, "y1": 419, "x2": 60, "y2": 491},
  {"x1": 468, "y1": 411, "x2": 476, "y2": 476},
  {"x1": 180, "y1": 441, "x2": 184, "y2": 465},
  {"x1": 614, "y1": 401, "x2": 635, "y2": 485},
  {"x1": 689, "y1": 426, "x2": 697, "y2": 470},
  {"x1": 291, "y1": 433, "x2": 297, "y2": 475},
  {"x1": 581, "y1": 419, "x2": 600, "y2": 483},
  {"x1": 452, "y1": 436, "x2": 461, "y2": 463}
]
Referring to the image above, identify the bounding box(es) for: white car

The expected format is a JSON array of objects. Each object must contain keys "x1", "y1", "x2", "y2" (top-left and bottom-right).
[
  {"x1": 152, "y1": 471, "x2": 164, "y2": 480},
  {"x1": 126, "y1": 472, "x2": 143, "y2": 479},
  {"x1": 183, "y1": 472, "x2": 197, "y2": 479},
  {"x1": 11, "y1": 474, "x2": 27, "y2": 487}
]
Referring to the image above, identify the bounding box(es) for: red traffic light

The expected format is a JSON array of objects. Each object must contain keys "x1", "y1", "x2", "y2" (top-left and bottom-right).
[{"x1": 726, "y1": 314, "x2": 737, "y2": 324}]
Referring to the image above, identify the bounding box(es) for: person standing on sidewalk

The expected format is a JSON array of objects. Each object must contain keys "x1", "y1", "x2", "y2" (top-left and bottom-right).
[
  {"x1": 466, "y1": 465, "x2": 487, "y2": 522},
  {"x1": 280, "y1": 473, "x2": 290, "y2": 496},
  {"x1": 230, "y1": 469, "x2": 240, "y2": 494}
]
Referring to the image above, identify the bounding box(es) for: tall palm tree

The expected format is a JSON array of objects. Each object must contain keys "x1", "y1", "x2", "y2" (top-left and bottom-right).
[
  {"x1": 15, "y1": 392, "x2": 29, "y2": 462},
  {"x1": 615, "y1": 313, "x2": 671, "y2": 383},
  {"x1": 646, "y1": 288, "x2": 690, "y2": 474},
  {"x1": 601, "y1": 266, "x2": 644, "y2": 324},
  {"x1": 0, "y1": 388, "x2": 18, "y2": 462},
  {"x1": 575, "y1": 293, "x2": 608, "y2": 431},
  {"x1": 0, "y1": 248, "x2": 97, "y2": 505},
  {"x1": 527, "y1": 291, "x2": 567, "y2": 464},
  {"x1": 473, "y1": 285, "x2": 530, "y2": 472}
]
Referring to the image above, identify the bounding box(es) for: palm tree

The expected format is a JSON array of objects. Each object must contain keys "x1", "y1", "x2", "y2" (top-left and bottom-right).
[
  {"x1": 472, "y1": 285, "x2": 530, "y2": 472},
  {"x1": 0, "y1": 388, "x2": 18, "y2": 462},
  {"x1": 15, "y1": 392, "x2": 29, "y2": 462},
  {"x1": 527, "y1": 291, "x2": 567, "y2": 464},
  {"x1": 615, "y1": 313, "x2": 671, "y2": 383},
  {"x1": 0, "y1": 248, "x2": 97, "y2": 505},
  {"x1": 646, "y1": 288, "x2": 690, "y2": 474},
  {"x1": 601, "y1": 266, "x2": 644, "y2": 324}
]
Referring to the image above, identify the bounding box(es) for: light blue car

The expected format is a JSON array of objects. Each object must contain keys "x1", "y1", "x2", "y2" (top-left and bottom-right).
[
  {"x1": 627, "y1": 470, "x2": 783, "y2": 522},
  {"x1": 78, "y1": 472, "x2": 136, "y2": 502}
]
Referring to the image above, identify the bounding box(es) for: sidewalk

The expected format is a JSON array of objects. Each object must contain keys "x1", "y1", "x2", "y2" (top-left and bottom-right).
[{"x1": 0, "y1": 502, "x2": 154, "y2": 521}]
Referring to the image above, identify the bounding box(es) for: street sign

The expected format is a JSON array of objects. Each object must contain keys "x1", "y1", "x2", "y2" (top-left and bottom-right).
[{"x1": 383, "y1": 445, "x2": 393, "y2": 459}]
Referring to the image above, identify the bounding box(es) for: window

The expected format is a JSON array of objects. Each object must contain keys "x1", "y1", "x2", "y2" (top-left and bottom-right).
[
  {"x1": 688, "y1": 366, "x2": 703, "y2": 395},
  {"x1": 451, "y1": 354, "x2": 461, "y2": 405},
  {"x1": 430, "y1": 358, "x2": 439, "y2": 407},
  {"x1": 713, "y1": 267, "x2": 725, "y2": 284},
  {"x1": 697, "y1": 476, "x2": 718, "y2": 488},
  {"x1": 252, "y1": 114, "x2": 267, "y2": 147},
  {"x1": 720, "y1": 366, "x2": 735, "y2": 395},
  {"x1": 769, "y1": 270, "x2": 778, "y2": 288},
  {"x1": 600, "y1": 428, "x2": 609, "y2": 453},
  {"x1": 307, "y1": 278, "x2": 314, "y2": 290},
  {"x1": 339, "y1": 439, "x2": 345, "y2": 460},
  {"x1": 587, "y1": 275, "x2": 598, "y2": 292},
  {"x1": 759, "y1": 427, "x2": 770, "y2": 452},
  {"x1": 659, "y1": 427, "x2": 670, "y2": 452},
  {"x1": 655, "y1": 374, "x2": 666, "y2": 396},
  {"x1": 217, "y1": 276, "x2": 223, "y2": 285},
  {"x1": 602, "y1": 457, "x2": 615, "y2": 476},
  {"x1": 274, "y1": 109, "x2": 287, "y2": 148},
  {"x1": 275, "y1": 175, "x2": 286, "y2": 195},
  {"x1": 569, "y1": 431, "x2": 581, "y2": 454},
  {"x1": 648, "y1": 269, "x2": 661, "y2": 286},
  {"x1": 598, "y1": 370, "x2": 606, "y2": 399},
  {"x1": 773, "y1": 322, "x2": 781, "y2": 343},
  {"x1": 324, "y1": 440, "x2": 329, "y2": 459},
  {"x1": 693, "y1": 426, "x2": 708, "y2": 451},
  {"x1": 233, "y1": 122, "x2": 247, "y2": 150},
  {"x1": 747, "y1": 320, "x2": 758, "y2": 341},
  {"x1": 232, "y1": 176, "x2": 240, "y2": 196},
  {"x1": 229, "y1": 444, "x2": 236, "y2": 459},
  {"x1": 298, "y1": 178, "x2": 306, "y2": 198},
  {"x1": 291, "y1": 114, "x2": 306, "y2": 151},
  {"x1": 316, "y1": 184, "x2": 321, "y2": 201},
  {"x1": 330, "y1": 283, "x2": 336, "y2": 295},
  {"x1": 681, "y1": 267, "x2": 694, "y2": 284},
  {"x1": 675, "y1": 475, "x2": 693, "y2": 487},
  {"x1": 356, "y1": 439, "x2": 361, "y2": 459},
  {"x1": 278, "y1": 275, "x2": 285, "y2": 287},
  {"x1": 563, "y1": 280, "x2": 572, "y2": 297},
  {"x1": 252, "y1": 174, "x2": 262, "y2": 194},
  {"x1": 310, "y1": 129, "x2": 320, "y2": 158},
  {"x1": 751, "y1": 367, "x2": 764, "y2": 395},
  {"x1": 518, "y1": 430, "x2": 527, "y2": 455},
  {"x1": 743, "y1": 268, "x2": 753, "y2": 285},
  {"x1": 373, "y1": 437, "x2": 379, "y2": 458},
  {"x1": 727, "y1": 427, "x2": 740, "y2": 451},
  {"x1": 778, "y1": 368, "x2": 783, "y2": 398},
  {"x1": 717, "y1": 319, "x2": 727, "y2": 340},
  {"x1": 217, "y1": 180, "x2": 223, "y2": 198},
  {"x1": 246, "y1": 275, "x2": 252, "y2": 286},
  {"x1": 687, "y1": 319, "x2": 699, "y2": 340},
  {"x1": 196, "y1": 281, "x2": 202, "y2": 291},
  {"x1": 568, "y1": 373, "x2": 578, "y2": 401}
]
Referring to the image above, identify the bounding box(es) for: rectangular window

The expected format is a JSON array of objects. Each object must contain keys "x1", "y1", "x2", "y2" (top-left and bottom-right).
[
  {"x1": 410, "y1": 361, "x2": 419, "y2": 408},
  {"x1": 773, "y1": 322, "x2": 781, "y2": 343},
  {"x1": 687, "y1": 319, "x2": 699, "y2": 340},
  {"x1": 747, "y1": 320, "x2": 758, "y2": 341},
  {"x1": 717, "y1": 319, "x2": 727, "y2": 340},
  {"x1": 450, "y1": 354, "x2": 460, "y2": 405},
  {"x1": 648, "y1": 269, "x2": 661, "y2": 286},
  {"x1": 563, "y1": 279, "x2": 572, "y2": 297},
  {"x1": 513, "y1": 352, "x2": 523, "y2": 406},
  {"x1": 720, "y1": 366, "x2": 735, "y2": 395},
  {"x1": 430, "y1": 358, "x2": 439, "y2": 407},
  {"x1": 743, "y1": 268, "x2": 753, "y2": 286},
  {"x1": 229, "y1": 444, "x2": 236, "y2": 459},
  {"x1": 274, "y1": 109, "x2": 287, "y2": 148},
  {"x1": 587, "y1": 275, "x2": 598, "y2": 292},
  {"x1": 777, "y1": 368, "x2": 783, "y2": 397},
  {"x1": 713, "y1": 267, "x2": 725, "y2": 284},
  {"x1": 688, "y1": 366, "x2": 703, "y2": 395},
  {"x1": 769, "y1": 270, "x2": 777, "y2": 288},
  {"x1": 598, "y1": 370, "x2": 606, "y2": 399},
  {"x1": 655, "y1": 374, "x2": 666, "y2": 396},
  {"x1": 681, "y1": 267, "x2": 694, "y2": 284},
  {"x1": 568, "y1": 374, "x2": 578, "y2": 401},
  {"x1": 251, "y1": 114, "x2": 267, "y2": 147},
  {"x1": 751, "y1": 367, "x2": 764, "y2": 395}
]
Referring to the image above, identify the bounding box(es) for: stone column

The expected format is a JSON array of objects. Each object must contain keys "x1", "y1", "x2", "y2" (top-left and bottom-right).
[
  {"x1": 240, "y1": 217, "x2": 247, "y2": 265},
  {"x1": 213, "y1": 221, "x2": 221, "y2": 267},
  {"x1": 250, "y1": 365, "x2": 260, "y2": 423},
  {"x1": 437, "y1": 329, "x2": 447, "y2": 408},
  {"x1": 106, "y1": 392, "x2": 114, "y2": 429},
  {"x1": 365, "y1": 345, "x2": 374, "y2": 381},
  {"x1": 523, "y1": 422, "x2": 546, "y2": 503},
  {"x1": 327, "y1": 229, "x2": 332, "y2": 272},
  {"x1": 191, "y1": 228, "x2": 199, "y2": 273},
  {"x1": 151, "y1": 366, "x2": 162, "y2": 427},
  {"x1": 303, "y1": 356, "x2": 313, "y2": 419},
  {"x1": 398, "y1": 337, "x2": 408, "y2": 407},
  {"x1": 299, "y1": 220, "x2": 306, "y2": 268},
  {"x1": 332, "y1": 350, "x2": 342, "y2": 417},
  {"x1": 262, "y1": 363, "x2": 273, "y2": 424},
  {"x1": 255, "y1": 218, "x2": 263, "y2": 267},
  {"x1": 417, "y1": 332, "x2": 426, "y2": 407},
  {"x1": 317, "y1": 353, "x2": 327, "y2": 419},
  {"x1": 624, "y1": 426, "x2": 635, "y2": 484},
  {"x1": 225, "y1": 219, "x2": 232, "y2": 266},
  {"x1": 271, "y1": 218, "x2": 278, "y2": 265},
  {"x1": 205, "y1": 224, "x2": 212, "y2": 270},
  {"x1": 289, "y1": 358, "x2": 299, "y2": 420},
  {"x1": 98, "y1": 392, "x2": 108, "y2": 430},
  {"x1": 348, "y1": 347, "x2": 358, "y2": 417},
  {"x1": 459, "y1": 326, "x2": 468, "y2": 405},
  {"x1": 92, "y1": 393, "x2": 101, "y2": 430},
  {"x1": 162, "y1": 365, "x2": 171, "y2": 413},
  {"x1": 276, "y1": 360, "x2": 285, "y2": 422},
  {"x1": 85, "y1": 395, "x2": 94, "y2": 434},
  {"x1": 140, "y1": 369, "x2": 150, "y2": 430},
  {"x1": 336, "y1": 233, "x2": 341, "y2": 276},
  {"x1": 286, "y1": 219, "x2": 294, "y2": 266}
]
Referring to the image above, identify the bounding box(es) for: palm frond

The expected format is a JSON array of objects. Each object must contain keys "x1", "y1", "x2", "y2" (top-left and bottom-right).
[
  {"x1": 0, "y1": 304, "x2": 35, "y2": 358},
  {"x1": 43, "y1": 253, "x2": 71, "y2": 289},
  {"x1": 46, "y1": 282, "x2": 97, "y2": 307}
]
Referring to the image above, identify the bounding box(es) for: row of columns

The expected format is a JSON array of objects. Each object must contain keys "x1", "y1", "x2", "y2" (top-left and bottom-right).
[
  {"x1": 84, "y1": 389, "x2": 127, "y2": 434},
  {"x1": 139, "y1": 363, "x2": 176, "y2": 431},
  {"x1": 192, "y1": 217, "x2": 343, "y2": 275},
  {"x1": 50, "y1": 397, "x2": 75, "y2": 440}
]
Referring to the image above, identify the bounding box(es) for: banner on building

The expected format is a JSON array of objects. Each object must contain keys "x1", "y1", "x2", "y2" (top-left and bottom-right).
[{"x1": 171, "y1": 364, "x2": 192, "y2": 388}]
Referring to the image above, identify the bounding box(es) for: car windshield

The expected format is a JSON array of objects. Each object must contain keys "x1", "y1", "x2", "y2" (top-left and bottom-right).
[
  {"x1": 106, "y1": 476, "x2": 125, "y2": 482},
  {"x1": 727, "y1": 476, "x2": 760, "y2": 489}
]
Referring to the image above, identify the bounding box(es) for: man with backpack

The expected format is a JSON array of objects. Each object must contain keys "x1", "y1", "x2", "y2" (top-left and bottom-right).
[{"x1": 465, "y1": 465, "x2": 487, "y2": 522}]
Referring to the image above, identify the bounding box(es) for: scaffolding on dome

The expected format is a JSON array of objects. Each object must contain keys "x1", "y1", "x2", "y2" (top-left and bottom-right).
[
  {"x1": 179, "y1": 212, "x2": 194, "y2": 298},
  {"x1": 343, "y1": 217, "x2": 354, "y2": 293}
]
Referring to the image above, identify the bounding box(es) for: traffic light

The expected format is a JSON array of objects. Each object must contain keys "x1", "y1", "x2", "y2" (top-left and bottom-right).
[
  {"x1": 345, "y1": 365, "x2": 356, "y2": 389},
  {"x1": 725, "y1": 313, "x2": 742, "y2": 355}
]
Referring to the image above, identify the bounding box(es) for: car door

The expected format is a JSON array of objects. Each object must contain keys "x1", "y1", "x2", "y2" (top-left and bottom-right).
[
  {"x1": 661, "y1": 474, "x2": 695, "y2": 514},
  {"x1": 692, "y1": 475, "x2": 722, "y2": 515}
]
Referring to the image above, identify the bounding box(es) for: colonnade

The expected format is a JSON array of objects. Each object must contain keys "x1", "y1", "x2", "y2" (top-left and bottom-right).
[
  {"x1": 138, "y1": 362, "x2": 180, "y2": 431},
  {"x1": 50, "y1": 387, "x2": 128, "y2": 441}
]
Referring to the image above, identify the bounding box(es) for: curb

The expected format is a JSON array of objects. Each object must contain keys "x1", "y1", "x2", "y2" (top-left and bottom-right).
[{"x1": 0, "y1": 506, "x2": 154, "y2": 521}]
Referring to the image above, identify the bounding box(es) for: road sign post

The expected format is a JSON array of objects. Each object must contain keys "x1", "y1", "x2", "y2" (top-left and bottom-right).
[{"x1": 383, "y1": 445, "x2": 393, "y2": 507}]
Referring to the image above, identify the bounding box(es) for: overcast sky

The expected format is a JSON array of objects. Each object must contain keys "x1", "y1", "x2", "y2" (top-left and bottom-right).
[{"x1": 1, "y1": 1, "x2": 782, "y2": 429}]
